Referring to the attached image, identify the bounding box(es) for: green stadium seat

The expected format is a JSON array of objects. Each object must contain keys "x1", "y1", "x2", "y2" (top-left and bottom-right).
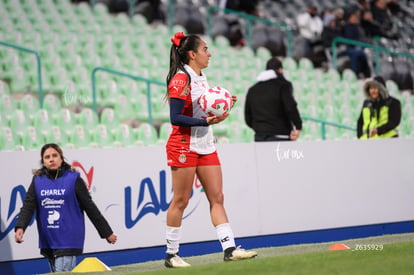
[
  {"x1": 0, "y1": 127, "x2": 19, "y2": 151},
  {"x1": 0, "y1": 80, "x2": 11, "y2": 95},
  {"x1": 93, "y1": 124, "x2": 114, "y2": 148},
  {"x1": 44, "y1": 125, "x2": 69, "y2": 145},
  {"x1": 0, "y1": 94, "x2": 17, "y2": 122},
  {"x1": 341, "y1": 68, "x2": 357, "y2": 83},
  {"x1": 100, "y1": 108, "x2": 119, "y2": 130},
  {"x1": 70, "y1": 124, "x2": 93, "y2": 149},
  {"x1": 114, "y1": 95, "x2": 135, "y2": 121},
  {"x1": 76, "y1": 108, "x2": 99, "y2": 129},
  {"x1": 33, "y1": 109, "x2": 53, "y2": 140},
  {"x1": 113, "y1": 123, "x2": 138, "y2": 147},
  {"x1": 21, "y1": 126, "x2": 44, "y2": 151},
  {"x1": 19, "y1": 94, "x2": 40, "y2": 122},
  {"x1": 158, "y1": 122, "x2": 172, "y2": 144},
  {"x1": 9, "y1": 109, "x2": 30, "y2": 139},
  {"x1": 136, "y1": 122, "x2": 158, "y2": 146}
]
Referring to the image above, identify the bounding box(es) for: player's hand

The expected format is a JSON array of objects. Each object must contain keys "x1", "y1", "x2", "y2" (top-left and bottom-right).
[
  {"x1": 206, "y1": 113, "x2": 229, "y2": 125},
  {"x1": 15, "y1": 228, "x2": 24, "y2": 243},
  {"x1": 231, "y1": 95, "x2": 237, "y2": 108},
  {"x1": 106, "y1": 234, "x2": 117, "y2": 244}
]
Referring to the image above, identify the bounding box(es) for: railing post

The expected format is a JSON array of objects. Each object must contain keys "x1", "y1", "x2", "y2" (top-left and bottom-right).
[
  {"x1": 129, "y1": 0, "x2": 137, "y2": 18},
  {"x1": 91, "y1": 67, "x2": 163, "y2": 126},
  {"x1": 145, "y1": 81, "x2": 153, "y2": 126},
  {"x1": 332, "y1": 38, "x2": 338, "y2": 71},
  {"x1": 168, "y1": 0, "x2": 174, "y2": 33},
  {"x1": 374, "y1": 44, "x2": 381, "y2": 76},
  {"x1": 0, "y1": 41, "x2": 44, "y2": 108},
  {"x1": 91, "y1": 67, "x2": 98, "y2": 114},
  {"x1": 321, "y1": 121, "x2": 326, "y2": 140}
]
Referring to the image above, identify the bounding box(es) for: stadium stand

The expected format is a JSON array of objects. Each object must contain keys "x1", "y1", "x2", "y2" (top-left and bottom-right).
[{"x1": 0, "y1": 0, "x2": 413, "y2": 151}]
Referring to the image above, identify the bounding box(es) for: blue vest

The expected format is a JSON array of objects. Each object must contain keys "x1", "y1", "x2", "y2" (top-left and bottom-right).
[{"x1": 34, "y1": 170, "x2": 85, "y2": 250}]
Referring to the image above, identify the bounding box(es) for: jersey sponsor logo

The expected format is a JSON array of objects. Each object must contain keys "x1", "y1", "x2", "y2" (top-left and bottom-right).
[
  {"x1": 47, "y1": 210, "x2": 60, "y2": 225},
  {"x1": 40, "y1": 189, "x2": 66, "y2": 196}
]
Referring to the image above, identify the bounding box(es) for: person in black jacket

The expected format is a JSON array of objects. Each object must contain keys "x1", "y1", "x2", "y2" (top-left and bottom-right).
[
  {"x1": 15, "y1": 143, "x2": 117, "y2": 272},
  {"x1": 245, "y1": 57, "x2": 302, "y2": 142}
]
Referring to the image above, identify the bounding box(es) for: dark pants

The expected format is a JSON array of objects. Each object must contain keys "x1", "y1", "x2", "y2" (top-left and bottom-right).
[
  {"x1": 254, "y1": 134, "x2": 291, "y2": 142},
  {"x1": 345, "y1": 48, "x2": 371, "y2": 78}
]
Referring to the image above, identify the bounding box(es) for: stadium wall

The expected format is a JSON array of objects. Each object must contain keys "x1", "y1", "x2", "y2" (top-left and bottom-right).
[{"x1": 1, "y1": 139, "x2": 413, "y2": 274}]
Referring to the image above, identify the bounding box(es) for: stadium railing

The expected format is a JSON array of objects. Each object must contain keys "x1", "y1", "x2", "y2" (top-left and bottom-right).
[
  {"x1": 0, "y1": 41, "x2": 44, "y2": 108},
  {"x1": 206, "y1": 6, "x2": 293, "y2": 58},
  {"x1": 91, "y1": 66, "x2": 165, "y2": 125},
  {"x1": 331, "y1": 37, "x2": 414, "y2": 76},
  {"x1": 302, "y1": 115, "x2": 356, "y2": 140}
]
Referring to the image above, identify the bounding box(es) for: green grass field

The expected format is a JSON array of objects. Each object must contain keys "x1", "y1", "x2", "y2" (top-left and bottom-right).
[{"x1": 57, "y1": 233, "x2": 414, "y2": 275}]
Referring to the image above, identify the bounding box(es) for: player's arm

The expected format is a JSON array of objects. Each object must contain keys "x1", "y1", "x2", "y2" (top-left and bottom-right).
[{"x1": 170, "y1": 98, "x2": 209, "y2": 127}]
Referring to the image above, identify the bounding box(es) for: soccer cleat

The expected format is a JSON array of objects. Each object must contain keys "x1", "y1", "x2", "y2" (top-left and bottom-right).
[
  {"x1": 164, "y1": 254, "x2": 191, "y2": 268},
  {"x1": 224, "y1": 246, "x2": 258, "y2": 261}
]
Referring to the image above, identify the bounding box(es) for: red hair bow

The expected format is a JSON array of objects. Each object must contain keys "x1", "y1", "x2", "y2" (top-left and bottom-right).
[{"x1": 171, "y1": 32, "x2": 185, "y2": 47}]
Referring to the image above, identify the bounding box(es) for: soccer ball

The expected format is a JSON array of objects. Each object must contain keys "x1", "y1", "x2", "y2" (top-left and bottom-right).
[{"x1": 198, "y1": 86, "x2": 232, "y2": 117}]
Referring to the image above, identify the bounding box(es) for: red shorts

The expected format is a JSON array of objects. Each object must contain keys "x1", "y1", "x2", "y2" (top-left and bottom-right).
[{"x1": 166, "y1": 147, "x2": 221, "y2": 167}]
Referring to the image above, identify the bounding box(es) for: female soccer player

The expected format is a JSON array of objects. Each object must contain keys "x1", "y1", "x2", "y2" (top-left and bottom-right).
[{"x1": 164, "y1": 32, "x2": 257, "y2": 268}]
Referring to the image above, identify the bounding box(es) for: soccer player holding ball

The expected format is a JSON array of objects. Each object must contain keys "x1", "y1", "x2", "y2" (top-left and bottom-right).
[{"x1": 163, "y1": 32, "x2": 257, "y2": 268}]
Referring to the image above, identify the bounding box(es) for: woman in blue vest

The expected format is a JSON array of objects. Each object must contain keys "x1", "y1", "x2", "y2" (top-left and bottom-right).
[
  {"x1": 357, "y1": 76, "x2": 401, "y2": 139},
  {"x1": 15, "y1": 143, "x2": 117, "y2": 272}
]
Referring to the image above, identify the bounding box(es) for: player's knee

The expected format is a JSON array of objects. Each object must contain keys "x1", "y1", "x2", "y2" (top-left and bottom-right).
[
  {"x1": 211, "y1": 192, "x2": 224, "y2": 205},
  {"x1": 172, "y1": 196, "x2": 190, "y2": 210}
]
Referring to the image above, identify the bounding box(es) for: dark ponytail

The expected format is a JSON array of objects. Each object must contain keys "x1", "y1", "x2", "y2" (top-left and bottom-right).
[{"x1": 165, "y1": 34, "x2": 202, "y2": 100}]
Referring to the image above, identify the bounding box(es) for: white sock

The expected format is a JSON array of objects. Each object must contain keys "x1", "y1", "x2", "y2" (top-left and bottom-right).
[
  {"x1": 216, "y1": 223, "x2": 236, "y2": 251},
  {"x1": 166, "y1": 226, "x2": 181, "y2": 255}
]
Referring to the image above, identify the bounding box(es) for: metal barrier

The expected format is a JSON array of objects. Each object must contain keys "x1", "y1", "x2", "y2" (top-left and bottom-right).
[
  {"x1": 331, "y1": 37, "x2": 414, "y2": 76},
  {"x1": 0, "y1": 41, "x2": 44, "y2": 108},
  {"x1": 206, "y1": 6, "x2": 293, "y2": 57},
  {"x1": 91, "y1": 67, "x2": 165, "y2": 126},
  {"x1": 302, "y1": 115, "x2": 356, "y2": 140}
]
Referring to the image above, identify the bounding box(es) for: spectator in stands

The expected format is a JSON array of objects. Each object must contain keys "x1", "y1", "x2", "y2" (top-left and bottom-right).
[
  {"x1": 357, "y1": 76, "x2": 401, "y2": 139},
  {"x1": 219, "y1": 0, "x2": 260, "y2": 16},
  {"x1": 163, "y1": 32, "x2": 257, "y2": 268},
  {"x1": 15, "y1": 143, "x2": 117, "y2": 272},
  {"x1": 321, "y1": 13, "x2": 342, "y2": 49},
  {"x1": 342, "y1": 6, "x2": 371, "y2": 78},
  {"x1": 356, "y1": 0, "x2": 399, "y2": 40},
  {"x1": 245, "y1": 57, "x2": 302, "y2": 142},
  {"x1": 387, "y1": 0, "x2": 411, "y2": 16},
  {"x1": 296, "y1": 3, "x2": 324, "y2": 66},
  {"x1": 371, "y1": 0, "x2": 400, "y2": 39}
]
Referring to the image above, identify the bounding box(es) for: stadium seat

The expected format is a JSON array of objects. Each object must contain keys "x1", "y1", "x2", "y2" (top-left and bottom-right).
[
  {"x1": 19, "y1": 94, "x2": 40, "y2": 121},
  {"x1": 0, "y1": 94, "x2": 17, "y2": 122},
  {"x1": 70, "y1": 124, "x2": 93, "y2": 149},
  {"x1": 93, "y1": 124, "x2": 114, "y2": 148},
  {"x1": 100, "y1": 108, "x2": 119, "y2": 131},
  {"x1": 158, "y1": 122, "x2": 172, "y2": 144},
  {"x1": 136, "y1": 122, "x2": 158, "y2": 146},
  {"x1": 0, "y1": 127, "x2": 18, "y2": 151},
  {"x1": 33, "y1": 109, "x2": 53, "y2": 140},
  {"x1": 76, "y1": 108, "x2": 99, "y2": 129},
  {"x1": 21, "y1": 126, "x2": 43, "y2": 151}
]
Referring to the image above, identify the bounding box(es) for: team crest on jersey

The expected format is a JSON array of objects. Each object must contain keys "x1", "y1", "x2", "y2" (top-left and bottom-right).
[
  {"x1": 178, "y1": 153, "x2": 187, "y2": 163},
  {"x1": 180, "y1": 86, "x2": 190, "y2": 96}
]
